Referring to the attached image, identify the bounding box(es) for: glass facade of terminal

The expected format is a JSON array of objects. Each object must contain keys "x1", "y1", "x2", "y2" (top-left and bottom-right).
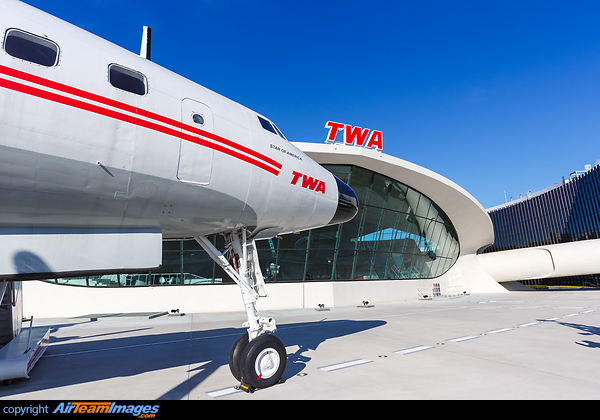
[
  {"x1": 46, "y1": 165, "x2": 460, "y2": 288},
  {"x1": 485, "y1": 164, "x2": 600, "y2": 286}
]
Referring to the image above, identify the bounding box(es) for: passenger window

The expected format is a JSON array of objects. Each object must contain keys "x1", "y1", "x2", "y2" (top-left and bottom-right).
[
  {"x1": 109, "y1": 64, "x2": 147, "y2": 95},
  {"x1": 192, "y1": 114, "x2": 205, "y2": 125},
  {"x1": 3, "y1": 29, "x2": 59, "y2": 67}
]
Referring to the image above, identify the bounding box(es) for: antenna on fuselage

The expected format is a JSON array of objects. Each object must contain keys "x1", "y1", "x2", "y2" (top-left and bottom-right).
[{"x1": 140, "y1": 26, "x2": 151, "y2": 60}]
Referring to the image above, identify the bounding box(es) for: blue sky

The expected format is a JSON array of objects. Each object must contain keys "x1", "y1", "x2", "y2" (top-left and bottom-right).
[{"x1": 20, "y1": 0, "x2": 600, "y2": 208}]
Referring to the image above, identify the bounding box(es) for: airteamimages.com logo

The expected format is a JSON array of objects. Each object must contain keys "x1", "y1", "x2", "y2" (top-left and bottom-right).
[
  {"x1": 2, "y1": 402, "x2": 161, "y2": 418},
  {"x1": 52, "y1": 402, "x2": 160, "y2": 417}
]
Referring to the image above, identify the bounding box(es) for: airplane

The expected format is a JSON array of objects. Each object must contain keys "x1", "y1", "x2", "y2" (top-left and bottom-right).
[{"x1": 0, "y1": 0, "x2": 358, "y2": 391}]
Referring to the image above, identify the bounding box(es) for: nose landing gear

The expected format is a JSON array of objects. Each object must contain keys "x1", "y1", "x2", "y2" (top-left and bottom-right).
[
  {"x1": 230, "y1": 332, "x2": 286, "y2": 391},
  {"x1": 196, "y1": 229, "x2": 287, "y2": 391}
]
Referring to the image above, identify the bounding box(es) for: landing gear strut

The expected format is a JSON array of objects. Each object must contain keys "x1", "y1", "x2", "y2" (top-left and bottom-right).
[{"x1": 195, "y1": 229, "x2": 286, "y2": 391}]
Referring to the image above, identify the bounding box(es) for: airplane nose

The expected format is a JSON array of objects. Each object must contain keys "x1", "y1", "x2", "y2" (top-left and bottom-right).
[{"x1": 329, "y1": 176, "x2": 359, "y2": 225}]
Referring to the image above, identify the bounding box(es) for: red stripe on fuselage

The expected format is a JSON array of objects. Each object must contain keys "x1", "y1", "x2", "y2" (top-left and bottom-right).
[{"x1": 0, "y1": 65, "x2": 281, "y2": 175}]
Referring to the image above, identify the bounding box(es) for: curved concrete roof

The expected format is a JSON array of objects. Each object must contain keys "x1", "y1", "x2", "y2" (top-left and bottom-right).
[{"x1": 294, "y1": 142, "x2": 494, "y2": 255}]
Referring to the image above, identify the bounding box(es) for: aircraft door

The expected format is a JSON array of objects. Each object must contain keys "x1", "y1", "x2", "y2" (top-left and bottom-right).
[{"x1": 177, "y1": 99, "x2": 214, "y2": 184}]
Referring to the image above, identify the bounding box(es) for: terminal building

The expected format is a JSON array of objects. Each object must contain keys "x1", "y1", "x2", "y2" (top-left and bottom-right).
[
  {"x1": 485, "y1": 163, "x2": 600, "y2": 287},
  {"x1": 20, "y1": 143, "x2": 600, "y2": 318}
]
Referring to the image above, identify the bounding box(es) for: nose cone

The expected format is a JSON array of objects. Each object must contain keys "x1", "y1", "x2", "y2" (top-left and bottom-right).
[{"x1": 329, "y1": 176, "x2": 359, "y2": 225}]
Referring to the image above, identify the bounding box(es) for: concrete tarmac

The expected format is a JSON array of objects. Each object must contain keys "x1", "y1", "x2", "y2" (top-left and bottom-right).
[{"x1": 1, "y1": 290, "x2": 600, "y2": 400}]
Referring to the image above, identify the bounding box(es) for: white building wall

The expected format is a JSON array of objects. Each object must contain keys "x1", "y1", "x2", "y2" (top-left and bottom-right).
[
  {"x1": 23, "y1": 266, "x2": 508, "y2": 319},
  {"x1": 477, "y1": 239, "x2": 600, "y2": 283}
]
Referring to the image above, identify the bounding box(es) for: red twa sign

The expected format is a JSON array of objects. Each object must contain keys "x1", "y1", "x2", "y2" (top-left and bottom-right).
[
  {"x1": 291, "y1": 171, "x2": 325, "y2": 194},
  {"x1": 325, "y1": 121, "x2": 383, "y2": 151}
]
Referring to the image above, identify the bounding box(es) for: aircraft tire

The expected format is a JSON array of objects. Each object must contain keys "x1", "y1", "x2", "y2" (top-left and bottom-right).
[
  {"x1": 229, "y1": 332, "x2": 249, "y2": 381},
  {"x1": 240, "y1": 333, "x2": 286, "y2": 389}
]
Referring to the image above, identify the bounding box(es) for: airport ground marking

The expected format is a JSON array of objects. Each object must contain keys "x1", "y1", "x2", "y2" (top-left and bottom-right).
[
  {"x1": 206, "y1": 387, "x2": 241, "y2": 398},
  {"x1": 445, "y1": 335, "x2": 479, "y2": 343},
  {"x1": 394, "y1": 345, "x2": 434, "y2": 355},
  {"x1": 542, "y1": 317, "x2": 561, "y2": 322},
  {"x1": 517, "y1": 322, "x2": 540, "y2": 327},
  {"x1": 486, "y1": 328, "x2": 513, "y2": 334},
  {"x1": 319, "y1": 359, "x2": 372, "y2": 372}
]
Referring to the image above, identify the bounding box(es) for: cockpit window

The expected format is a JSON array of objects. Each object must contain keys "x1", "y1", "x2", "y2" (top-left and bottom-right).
[
  {"x1": 258, "y1": 116, "x2": 286, "y2": 139},
  {"x1": 272, "y1": 122, "x2": 287, "y2": 140},
  {"x1": 3, "y1": 29, "x2": 59, "y2": 67},
  {"x1": 109, "y1": 63, "x2": 147, "y2": 95},
  {"x1": 258, "y1": 116, "x2": 277, "y2": 134}
]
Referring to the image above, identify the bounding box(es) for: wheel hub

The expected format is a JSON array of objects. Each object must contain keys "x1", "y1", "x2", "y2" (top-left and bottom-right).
[{"x1": 255, "y1": 347, "x2": 280, "y2": 379}]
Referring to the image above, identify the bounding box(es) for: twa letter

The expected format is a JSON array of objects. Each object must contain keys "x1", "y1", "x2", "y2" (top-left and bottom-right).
[
  {"x1": 315, "y1": 180, "x2": 326, "y2": 194},
  {"x1": 344, "y1": 125, "x2": 370, "y2": 146},
  {"x1": 325, "y1": 121, "x2": 345, "y2": 143},
  {"x1": 302, "y1": 174, "x2": 319, "y2": 190},
  {"x1": 291, "y1": 171, "x2": 302, "y2": 185},
  {"x1": 365, "y1": 130, "x2": 383, "y2": 150}
]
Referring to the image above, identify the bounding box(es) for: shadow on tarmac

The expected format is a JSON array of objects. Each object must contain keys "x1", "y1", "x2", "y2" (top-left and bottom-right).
[
  {"x1": 0, "y1": 318, "x2": 386, "y2": 400},
  {"x1": 556, "y1": 320, "x2": 600, "y2": 350}
]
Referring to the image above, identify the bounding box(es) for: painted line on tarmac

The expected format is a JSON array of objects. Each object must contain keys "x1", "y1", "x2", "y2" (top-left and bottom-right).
[
  {"x1": 445, "y1": 335, "x2": 478, "y2": 343},
  {"x1": 486, "y1": 328, "x2": 513, "y2": 334},
  {"x1": 517, "y1": 321, "x2": 540, "y2": 327},
  {"x1": 394, "y1": 345, "x2": 434, "y2": 355},
  {"x1": 319, "y1": 358, "x2": 372, "y2": 372},
  {"x1": 206, "y1": 387, "x2": 241, "y2": 398}
]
